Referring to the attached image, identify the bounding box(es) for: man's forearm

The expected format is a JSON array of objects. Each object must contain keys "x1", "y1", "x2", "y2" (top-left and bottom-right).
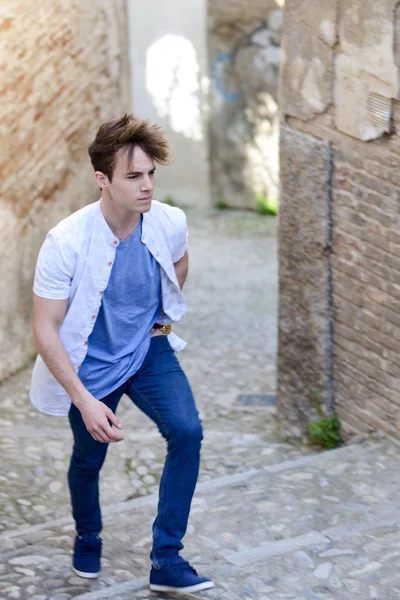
[
  {"x1": 174, "y1": 251, "x2": 188, "y2": 289},
  {"x1": 34, "y1": 326, "x2": 89, "y2": 407},
  {"x1": 34, "y1": 324, "x2": 124, "y2": 442}
]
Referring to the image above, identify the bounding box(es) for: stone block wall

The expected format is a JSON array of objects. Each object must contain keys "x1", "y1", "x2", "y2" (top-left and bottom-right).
[
  {"x1": 277, "y1": 0, "x2": 400, "y2": 440},
  {"x1": 207, "y1": 0, "x2": 284, "y2": 208},
  {"x1": 0, "y1": 0, "x2": 130, "y2": 381}
]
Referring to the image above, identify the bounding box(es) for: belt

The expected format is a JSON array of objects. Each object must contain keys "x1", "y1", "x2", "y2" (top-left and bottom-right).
[{"x1": 152, "y1": 323, "x2": 172, "y2": 335}]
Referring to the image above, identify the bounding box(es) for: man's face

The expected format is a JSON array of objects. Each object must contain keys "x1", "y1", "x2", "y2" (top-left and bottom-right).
[{"x1": 97, "y1": 145, "x2": 156, "y2": 214}]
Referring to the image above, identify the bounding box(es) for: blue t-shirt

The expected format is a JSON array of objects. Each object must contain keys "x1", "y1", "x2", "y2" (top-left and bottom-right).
[{"x1": 78, "y1": 217, "x2": 162, "y2": 399}]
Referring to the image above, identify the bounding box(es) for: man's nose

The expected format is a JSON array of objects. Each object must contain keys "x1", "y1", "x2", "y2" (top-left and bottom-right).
[{"x1": 141, "y1": 176, "x2": 152, "y2": 191}]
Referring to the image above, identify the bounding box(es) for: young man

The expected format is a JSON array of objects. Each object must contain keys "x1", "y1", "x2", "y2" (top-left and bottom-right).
[{"x1": 30, "y1": 114, "x2": 214, "y2": 594}]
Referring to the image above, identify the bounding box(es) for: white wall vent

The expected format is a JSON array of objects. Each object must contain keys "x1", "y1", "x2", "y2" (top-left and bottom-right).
[{"x1": 367, "y1": 93, "x2": 392, "y2": 132}]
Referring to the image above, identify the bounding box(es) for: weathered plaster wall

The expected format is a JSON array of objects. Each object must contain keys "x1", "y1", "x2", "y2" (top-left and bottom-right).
[
  {"x1": 336, "y1": 0, "x2": 398, "y2": 140},
  {"x1": 278, "y1": 0, "x2": 400, "y2": 440},
  {"x1": 279, "y1": 0, "x2": 337, "y2": 121},
  {"x1": 127, "y1": 0, "x2": 210, "y2": 207},
  {"x1": 0, "y1": 0, "x2": 130, "y2": 381},
  {"x1": 208, "y1": 0, "x2": 284, "y2": 208}
]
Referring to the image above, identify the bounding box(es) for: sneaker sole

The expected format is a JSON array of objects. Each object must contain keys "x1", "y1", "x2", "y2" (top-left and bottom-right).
[
  {"x1": 72, "y1": 566, "x2": 100, "y2": 579},
  {"x1": 149, "y1": 581, "x2": 214, "y2": 594}
]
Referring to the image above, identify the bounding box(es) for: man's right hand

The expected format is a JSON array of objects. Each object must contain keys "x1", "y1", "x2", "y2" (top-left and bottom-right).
[
  {"x1": 32, "y1": 296, "x2": 124, "y2": 442},
  {"x1": 77, "y1": 395, "x2": 124, "y2": 443}
]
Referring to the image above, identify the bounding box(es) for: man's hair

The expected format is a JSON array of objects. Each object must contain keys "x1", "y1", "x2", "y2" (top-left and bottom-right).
[{"x1": 88, "y1": 113, "x2": 171, "y2": 181}]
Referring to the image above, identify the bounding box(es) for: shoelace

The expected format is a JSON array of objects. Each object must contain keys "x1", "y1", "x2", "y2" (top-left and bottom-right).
[
  {"x1": 182, "y1": 562, "x2": 198, "y2": 575},
  {"x1": 168, "y1": 560, "x2": 198, "y2": 577}
]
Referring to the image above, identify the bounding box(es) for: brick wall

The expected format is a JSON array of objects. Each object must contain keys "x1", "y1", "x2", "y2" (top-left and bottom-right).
[
  {"x1": 277, "y1": 0, "x2": 400, "y2": 441},
  {"x1": 278, "y1": 116, "x2": 400, "y2": 440},
  {"x1": 0, "y1": 0, "x2": 130, "y2": 380},
  {"x1": 332, "y1": 124, "x2": 400, "y2": 438}
]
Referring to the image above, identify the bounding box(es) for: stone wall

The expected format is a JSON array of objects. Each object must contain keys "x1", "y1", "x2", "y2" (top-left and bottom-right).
[
  {"x1": 207, "y1": 0, "x2": 284, "y2": 208},
  {"x1": 0, "y1": 0, "x2": 130, "y2": 381},
  {"x1": 277, "y1": 0, "x2": 400, "y2": 440},
  {"x1": 277, "y1": 126, "x2": 333, "y2": 439}
]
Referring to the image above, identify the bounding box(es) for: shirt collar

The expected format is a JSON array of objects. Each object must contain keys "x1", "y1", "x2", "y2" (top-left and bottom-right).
[
  {"x1": 96, "y1": 200, "x2": 120, "y2": 247},
  {"x1": 95, "y1": 199, "x2": 155, "y2": 247}
]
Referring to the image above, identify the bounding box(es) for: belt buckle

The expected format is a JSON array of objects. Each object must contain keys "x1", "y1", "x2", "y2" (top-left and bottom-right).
[{"x1": 160, "y1": 324, "x2": 172, "y2": 335}]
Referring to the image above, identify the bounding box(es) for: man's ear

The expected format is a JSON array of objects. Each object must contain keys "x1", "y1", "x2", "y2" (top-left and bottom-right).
[{"x1": 95, "y1": 171, "x2": 108, "y2": 190}]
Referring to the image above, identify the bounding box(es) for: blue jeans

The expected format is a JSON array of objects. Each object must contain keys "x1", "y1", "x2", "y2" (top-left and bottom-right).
[{"x1": 68, "y1": 336, "x2": 203, "y2": 566}]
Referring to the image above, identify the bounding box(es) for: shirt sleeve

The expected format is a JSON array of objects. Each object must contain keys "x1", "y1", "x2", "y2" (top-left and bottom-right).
[
  {"x1": 171, "y1": 209, "x2": 188, "y2": 263},
  {"x1": 33, "y1": 231, "x2": 74, "y2": 300}
]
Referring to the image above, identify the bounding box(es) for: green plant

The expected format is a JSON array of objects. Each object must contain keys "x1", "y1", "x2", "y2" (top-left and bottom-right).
[
  {"x1": 308, "y1": 391, "x2": 341, "y2": 450},
  {"x1": 308, "y1": 415, "x2": 341, "y2": 449},
  {"x1": 256, "y1": 193, "x2": 279, "y2": 216},
  {"x1": 215, "y1": 198, "x2": 229, "y2": 209},
  {"x1": 163, "y1": 195, "x2": 176, "y2": 207}
]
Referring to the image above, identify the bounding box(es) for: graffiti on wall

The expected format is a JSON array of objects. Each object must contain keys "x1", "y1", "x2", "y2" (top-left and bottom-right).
[
  {"x1": 211, "y1": 52, "x2": 241, "y2": 103},
  {"x1": 211, "y1": 21, "x2": 281, "y2": 105}
]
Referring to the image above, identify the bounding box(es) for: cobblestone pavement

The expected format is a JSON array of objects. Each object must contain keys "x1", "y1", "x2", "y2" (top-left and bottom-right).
[{"x1": 0, "y1": 209, "x2": 399, "y2": 600}]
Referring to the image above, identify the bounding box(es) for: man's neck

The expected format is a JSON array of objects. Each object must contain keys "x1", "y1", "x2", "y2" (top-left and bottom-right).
[{"x1": 100, "y1": 197, "x2": 141, "y2": 241}]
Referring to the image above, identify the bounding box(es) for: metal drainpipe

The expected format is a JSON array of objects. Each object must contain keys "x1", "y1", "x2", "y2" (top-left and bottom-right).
[{"x1": 325, "y1": 144, "x2": 335, "y2": 415}]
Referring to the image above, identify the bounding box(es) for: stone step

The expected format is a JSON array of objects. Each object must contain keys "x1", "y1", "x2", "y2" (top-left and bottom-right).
[
  {"x1": 1, "y1": 438, "x2": 400, "y2": 599},
  {"x1": 0, "y1": 451, "x2": 323, "y2": 546}
]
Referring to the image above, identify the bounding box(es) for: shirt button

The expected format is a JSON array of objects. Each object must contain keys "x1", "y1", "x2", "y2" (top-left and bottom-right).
[
  {"x1": 84, "y1": 341, "x2": 88, "y2": 345},
  {"x1": 108, "y1": 261, "x2": 113, "y2": 266},
  {"x1": 99, "y1": 291, "x2": 104, "y2": 295},
  {"x1": 91, "y1": 315, "x2": 96, "y2": 320},
  {"x1": 113, "y1": 240, "x2": 118, "y2": 245},
  {"x1": 77, "y1": 365, "x2": 82, "y2": 370}
]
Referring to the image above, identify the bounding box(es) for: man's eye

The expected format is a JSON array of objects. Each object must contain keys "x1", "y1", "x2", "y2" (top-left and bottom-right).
[{"x1": 128, "y1": 175, "x2": 138, "y2": 179}]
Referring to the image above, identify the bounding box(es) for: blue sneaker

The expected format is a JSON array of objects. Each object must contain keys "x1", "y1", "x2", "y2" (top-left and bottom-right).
[
  {"x1": 149, "y1": 558, "x2": 214, "y2": 594},
  {"x1": 72, "y1": 534, "x2": 102, "y2": 579}
]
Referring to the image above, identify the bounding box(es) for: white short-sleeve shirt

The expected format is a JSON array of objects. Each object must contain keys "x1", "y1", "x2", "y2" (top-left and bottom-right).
[{"x1": 30, "y1": 199, "x2": 188, "y2": 416}]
